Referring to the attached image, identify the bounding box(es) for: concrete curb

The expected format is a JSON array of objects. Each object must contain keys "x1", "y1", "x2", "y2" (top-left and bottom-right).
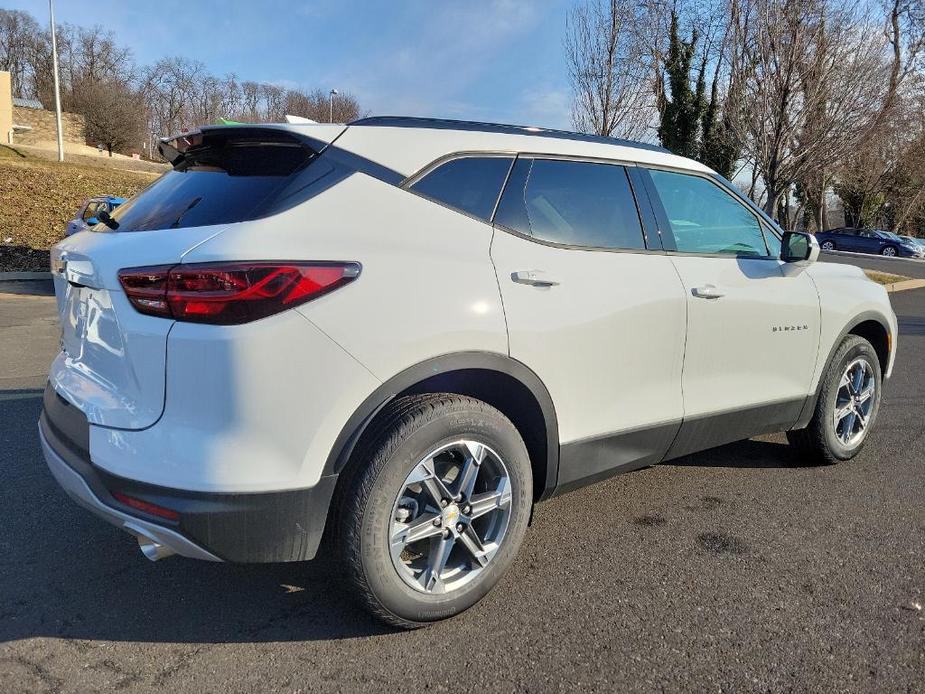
[
  {"x1": 0, "y1": 271, "x2": 51, "y2": 281},
  {"x1": 885, "y1": 279, "x2": 925, "y2": 293}
]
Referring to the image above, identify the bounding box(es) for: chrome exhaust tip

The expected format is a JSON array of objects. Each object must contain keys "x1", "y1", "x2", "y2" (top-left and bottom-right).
[{"x1": 137, "y1": 534, "x2": 176, "y2": 561}]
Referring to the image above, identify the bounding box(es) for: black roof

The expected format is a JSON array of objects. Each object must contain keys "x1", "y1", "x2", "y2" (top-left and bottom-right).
[{"x1": 349, "y1": 116, "x2": 669, "y2": 154}]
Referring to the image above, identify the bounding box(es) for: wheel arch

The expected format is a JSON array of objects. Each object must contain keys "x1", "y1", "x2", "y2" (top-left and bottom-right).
[
  {"x1": 793, "y1": 311, "x2": 892, "y2": 429},
  {"x1": 846, "y1": 317, "x2": 890, "y2": 375},
  {"x1": 322, "y1": 352, "x2": 560, "y2": 502}
]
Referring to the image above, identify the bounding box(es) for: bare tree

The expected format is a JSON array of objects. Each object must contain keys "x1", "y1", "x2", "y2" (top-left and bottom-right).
[
  {"x1": 76, "y1": 78, "x2": 145, "y2": 155},
  {"x1": 564, "y1": 0, "x2": 655, "y2": 139},
  {"x1": 734, "y1": 0, "x2": 920, "y2": 218},
  {"x1": 0, "y1": 9, "x2": 40, "y2": 96}
]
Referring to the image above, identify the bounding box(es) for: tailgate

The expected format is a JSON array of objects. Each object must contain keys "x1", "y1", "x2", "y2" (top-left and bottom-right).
[{"x1": 49, "y1": 226, "x2": 225, "y2": 429}]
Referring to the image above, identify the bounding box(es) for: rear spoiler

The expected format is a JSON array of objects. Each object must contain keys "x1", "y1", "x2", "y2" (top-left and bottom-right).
[{"x1": 157, "y1": 123, "x2": 348, "y2": 168}]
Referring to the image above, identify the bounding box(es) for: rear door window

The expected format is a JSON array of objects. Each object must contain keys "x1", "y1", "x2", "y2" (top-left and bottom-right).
[
  {"x1": 409, "y1": 156, "x2": 514, "y2": 221},
  {"x1": 494, "y1": 158, "x2": 646, "y2": 250}
]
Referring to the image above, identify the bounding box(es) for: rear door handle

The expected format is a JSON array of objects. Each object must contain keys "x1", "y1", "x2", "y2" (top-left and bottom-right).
[
  {"x1": 692, "y1": 284, "x2": 724, "y2": 299},
  {"x1": 511, "y1": 270, "x2": 559, "y2": 287}
]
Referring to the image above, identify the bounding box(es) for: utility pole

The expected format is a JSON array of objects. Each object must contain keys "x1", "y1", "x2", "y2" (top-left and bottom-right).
[
  {"x1": 49, "y1": 0, "x2": 64, "y2": 162},
  {"x1": 329, "y1": 88, "x2": 338, "y2": 123}
]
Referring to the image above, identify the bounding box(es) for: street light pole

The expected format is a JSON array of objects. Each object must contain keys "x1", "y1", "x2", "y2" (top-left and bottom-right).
[
  {"x1": 329, "y1": 88, "x2": 338, "y2": 123},
  {"x1": 48, "y1": 0, "x2": 64, "y2": 162}
]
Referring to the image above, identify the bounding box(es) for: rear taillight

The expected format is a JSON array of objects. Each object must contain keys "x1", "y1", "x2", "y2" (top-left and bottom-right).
[{"x1": 118, "y1": 262, "x2": 360, "y2": 325}]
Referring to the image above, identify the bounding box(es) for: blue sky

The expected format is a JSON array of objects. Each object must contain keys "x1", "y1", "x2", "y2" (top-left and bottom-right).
[{"x1": 10, "y1": 0, "x2": 575, "y2": 128}]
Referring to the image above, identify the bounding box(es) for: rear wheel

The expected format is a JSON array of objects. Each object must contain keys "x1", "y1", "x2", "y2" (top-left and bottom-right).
[
  {"x1": 338, "y1": 394, "x2": 532, "y2": 628},
  {"x1": 787, "y1": 335, "x2": 881, "y2": 464},
  {"x1": 820, "y1": 240, "x2": 836, "y2": 251},
  {"x1": 881, "y1": 245, "x2": 897, "y2": 256}
]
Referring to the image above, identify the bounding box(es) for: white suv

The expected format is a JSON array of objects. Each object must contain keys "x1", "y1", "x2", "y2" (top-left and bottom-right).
[{"x1": 40, "y1": 117, "x2": 897, "y2": 628}]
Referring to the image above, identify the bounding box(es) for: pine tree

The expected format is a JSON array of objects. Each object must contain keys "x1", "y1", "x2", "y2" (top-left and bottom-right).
[{"x1": 657, "y1": 12, "x2": 704, "y2": 159}]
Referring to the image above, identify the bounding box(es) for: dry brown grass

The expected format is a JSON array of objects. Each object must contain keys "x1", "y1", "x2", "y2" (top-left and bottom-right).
[
  {"x1": 863, "y1": 270, "x2": 911, "y2": 286},
  {"x1": 0, "y1": 145, "x2": 161, "y2": 271}
]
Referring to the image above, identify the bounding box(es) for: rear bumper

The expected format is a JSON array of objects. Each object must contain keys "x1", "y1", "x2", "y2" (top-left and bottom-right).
[
  {"x1": 40, "y1": 421, "x2": 222, "y2": 562},
  {"x1": 39, "y1": 383, "x2": 338, "y2": 563}
]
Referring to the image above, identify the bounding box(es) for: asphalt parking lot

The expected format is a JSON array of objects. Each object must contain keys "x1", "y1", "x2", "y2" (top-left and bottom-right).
[
  {"x1": 1, "y1": 284, "x2": 923, "y2": 693},
  {"x1": 820, "y1": 250, "x2": 925, "y2": 279}
]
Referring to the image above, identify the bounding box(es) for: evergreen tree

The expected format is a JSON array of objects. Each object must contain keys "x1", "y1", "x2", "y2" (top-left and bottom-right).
[
  {"x1": 657, "y1": 12, "x2": 704, "y2": 159},
  {"x1": 699, "y1": 73, "x2": 739, "y2": 179}
]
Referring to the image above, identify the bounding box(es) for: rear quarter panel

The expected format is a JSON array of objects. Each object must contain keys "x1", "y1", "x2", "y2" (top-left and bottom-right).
[{"x1": 182, "y1": 173, "x2": 509, "y2": 381}]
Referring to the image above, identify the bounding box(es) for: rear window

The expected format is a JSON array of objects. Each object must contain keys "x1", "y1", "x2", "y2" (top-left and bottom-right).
[
  {"x1": 409, "y1": 156, "x2": 513, "y2": 221},
  {"x1": 101, "y1": 131, "x2": 321, "y2": 232}
]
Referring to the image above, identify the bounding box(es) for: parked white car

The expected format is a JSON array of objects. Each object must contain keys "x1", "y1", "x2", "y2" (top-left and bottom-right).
[{"x1": 41, "y1": 117, "x2": 897, "y2": 628}]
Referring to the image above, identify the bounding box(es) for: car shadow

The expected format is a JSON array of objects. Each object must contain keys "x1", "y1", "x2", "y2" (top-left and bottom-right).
[
  {"x1": 662, "y1": 437, "x2": 800, "y2": 469},
  {"x1": 0, "y1": 388, "x2": 809, "y2": 646},
  {"x1": 0, "y1": 390, "x2": 392, "y2": 644}
]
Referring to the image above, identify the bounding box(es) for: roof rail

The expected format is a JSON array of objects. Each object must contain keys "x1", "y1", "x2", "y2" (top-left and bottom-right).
[{"x1": 348, "y1": 116, "x2": 669, "y2": 154}]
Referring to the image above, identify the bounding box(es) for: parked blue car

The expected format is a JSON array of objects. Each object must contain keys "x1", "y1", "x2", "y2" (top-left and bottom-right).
[
  {"x1": 65, "y1": 196, "x2": 126, "y2": 236},
  {"x1": 814, "y1": 227, "x2": 922, "y2": 258}
]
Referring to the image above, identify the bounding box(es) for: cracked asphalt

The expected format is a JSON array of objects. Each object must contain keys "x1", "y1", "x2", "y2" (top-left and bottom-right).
[{"x1": 1, "y1": 283, "x2": 923, "y2": 693}]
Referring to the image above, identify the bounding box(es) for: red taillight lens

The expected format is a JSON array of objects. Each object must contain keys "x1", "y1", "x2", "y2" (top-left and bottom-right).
[
  {"x1": 111, "y1": 491, "x2": 180, "y2": 521},
  {"x1": 119, "y1": 262, "x2": 360, "y2": 324},
  {"x1": 117, "y1": 266, "x2": 172, "y2": 318}
]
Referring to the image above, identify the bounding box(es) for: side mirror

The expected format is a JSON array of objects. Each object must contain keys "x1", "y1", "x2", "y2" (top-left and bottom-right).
[
  {"x1": 781, "y1": 231, "x2": 819, "y2": 265},
  {"x1": 86, "y1": 217, "x2": 99, "y2": 226}
]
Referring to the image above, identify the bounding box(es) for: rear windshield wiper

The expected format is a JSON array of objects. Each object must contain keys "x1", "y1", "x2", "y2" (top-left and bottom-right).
[{"x1": 97, "y1": 209, "x2": 120, "y2": 230}]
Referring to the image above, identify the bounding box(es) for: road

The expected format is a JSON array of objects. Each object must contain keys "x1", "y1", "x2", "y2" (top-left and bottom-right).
[
  {"x1": 821, "y1": 250, "x2": 925, "y2": 279},
  {"x1": 1, "y1": 286, "x2": 923, "y2": 693}
]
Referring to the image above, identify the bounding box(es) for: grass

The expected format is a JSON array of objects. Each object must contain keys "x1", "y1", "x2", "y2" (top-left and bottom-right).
[
  {"x1": 0, "y1": 146, "x2": 160, "y2": 271},
  {"x1": 864, "y1": 270, "x2": 911, "y2": 285}
]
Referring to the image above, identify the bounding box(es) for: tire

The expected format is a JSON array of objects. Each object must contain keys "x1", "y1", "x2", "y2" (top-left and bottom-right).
[
  {"x1": 881, "y1": 245, "x2": 897, "y2": 256},
  {"x1": 787, "y1": 335, "x2": 882, "y2": 465},
  {"x1": 820, "y1": 241, "x2": 835, "y2": 251},
  {"x1": 338, "y1": 393, "x2": 532, "y2": 629}
]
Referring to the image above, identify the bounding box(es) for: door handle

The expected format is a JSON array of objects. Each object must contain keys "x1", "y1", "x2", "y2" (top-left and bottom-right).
[
  {"x1": 511, "y1": 270, "x2": 559, "y2": 287},
  {"x1": 692, "y1": 284, "x2": 724, "y2": 299}
]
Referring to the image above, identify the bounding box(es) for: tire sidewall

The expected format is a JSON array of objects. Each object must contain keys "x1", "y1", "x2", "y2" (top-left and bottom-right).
[
  {"x1": 358, "y1": 404, "x2": 532, "y2": 625},
  {"x1": 819, "y1": 338, "x2": 882, "y2": 460}
]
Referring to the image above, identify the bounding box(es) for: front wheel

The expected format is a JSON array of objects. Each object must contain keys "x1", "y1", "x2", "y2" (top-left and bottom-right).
[
  {"x1": 338, "y1": 394, "x2": 532, "y2": 628},
  {"x1": 787, "y1": 335, "x2": 882, "y2": 464},
  {"x1": 881, "y1": 245, "x2": 897, "y2": 256}
]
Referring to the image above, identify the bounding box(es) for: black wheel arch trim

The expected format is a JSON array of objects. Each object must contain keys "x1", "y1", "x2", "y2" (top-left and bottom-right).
[
  {"x1": 793, "y1": 310, "x2": 892, "y2": 429},
  {"x1": 322, "y1": 351, "x2": 560, "y2": 498}
]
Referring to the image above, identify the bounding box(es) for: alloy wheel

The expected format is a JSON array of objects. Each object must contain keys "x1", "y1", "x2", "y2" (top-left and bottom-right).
[
  {"x1": 389, "y1": 440, "x2": 512, "y2": 595},
  {"x1": 832, "y1": 357, "x2": 876, "y2": 447},
  {"x1": 882, "y1": 246, "x2": 897, "y2": 256},
  {"x1": 821, "y1": 241, "x2": 835, "y2": 250}
]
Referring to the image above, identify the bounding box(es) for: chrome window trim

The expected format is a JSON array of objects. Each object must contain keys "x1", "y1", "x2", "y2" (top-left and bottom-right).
[
  {"x1": 400, "y1": 151, "x2": 519, "y2": 188},
  {"x1": 400, "y1": 153, "x2": 517, "y2": 226}
]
